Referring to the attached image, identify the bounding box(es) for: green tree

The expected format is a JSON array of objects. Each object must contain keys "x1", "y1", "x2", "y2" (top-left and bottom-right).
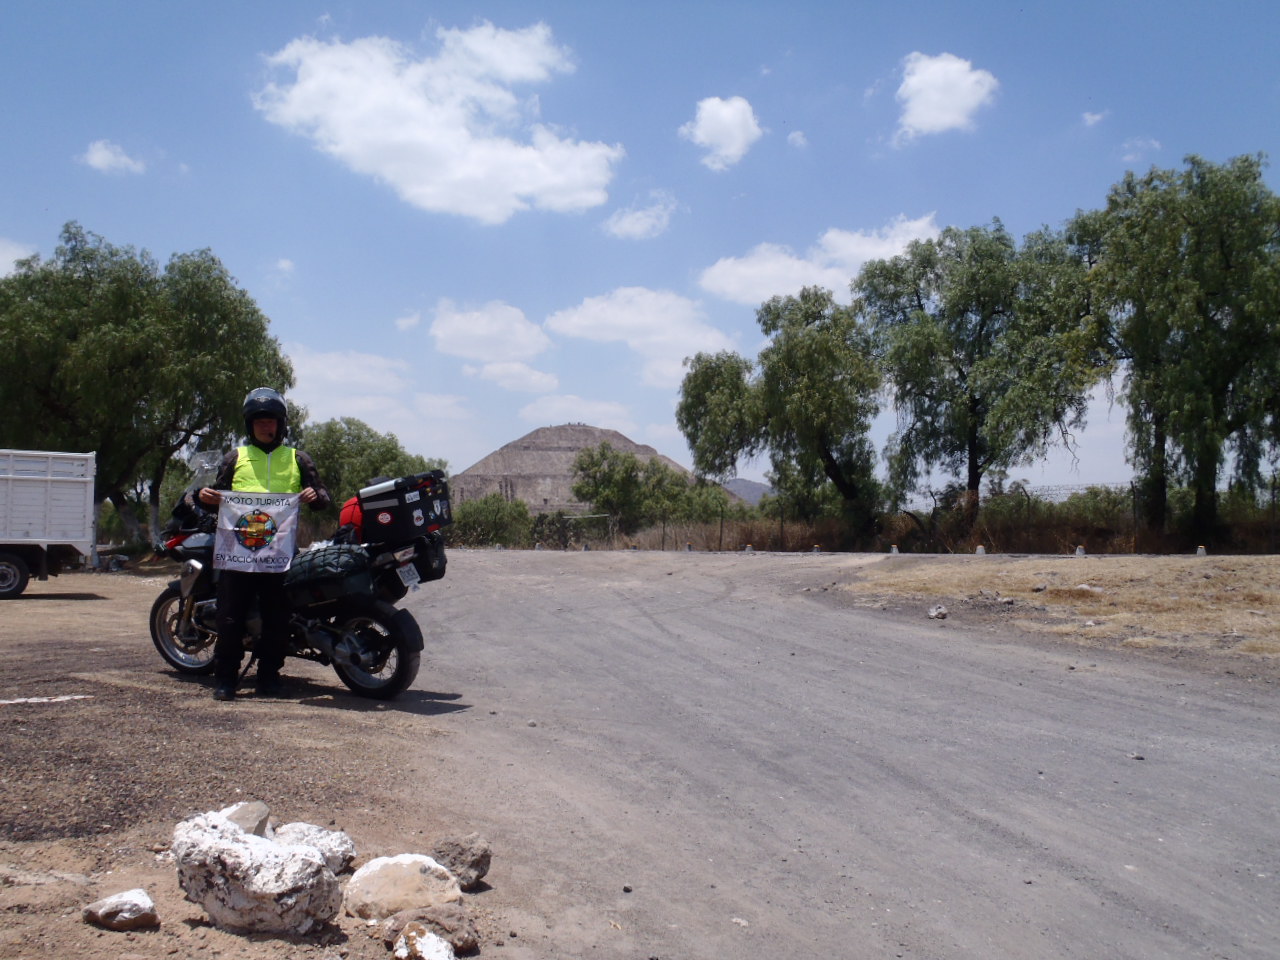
[
  {"x1": 1085, "y1": 154, "x2": 1280, "y2": 541},
  {"x1": 670, "y1": 479, "x2": 737, "y2": 524},
  {"x1": 572, "y1": 443, "x2": 645, "y2": 534},
  {"x1": 571, "y1": 442, "x2": 707, "y2": 535},
  {"x1": 0, "y1": 223, "x2": 292, "y2": 541},
  {"x1": 758, "y1": 457, "x2": 844, "y2": 522},
  {"x1": 856, "y1": 220, "x2": 1103, "y2": 516},
  {"x1": 678, "y1": 286, "x2": 883, "y2": 536},
  {"x1": 447, "y1": 493, "x2": 532, "y2": 547},
  {"x1": 292, "y1": 416, "x2": 447, "y2": 527}
]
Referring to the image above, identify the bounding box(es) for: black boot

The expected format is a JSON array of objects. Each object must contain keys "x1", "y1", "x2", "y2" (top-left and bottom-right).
[
  {"x1": 213, "y1": 680, "x2": 236, "y2": 701},
  {"x1": 256, "y1": 672, "x2": 283, "y2": 698}
]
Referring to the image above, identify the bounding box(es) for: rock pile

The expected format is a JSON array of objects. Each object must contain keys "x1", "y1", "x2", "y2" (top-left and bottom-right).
[{"x1": 81, "y1": 799, "x2": 492, "y2": 959}]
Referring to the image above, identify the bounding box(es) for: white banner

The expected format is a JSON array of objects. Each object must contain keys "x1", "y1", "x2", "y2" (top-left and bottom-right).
[{"x1": 213, "y1": 491, "x2": 300, "y2": 573}]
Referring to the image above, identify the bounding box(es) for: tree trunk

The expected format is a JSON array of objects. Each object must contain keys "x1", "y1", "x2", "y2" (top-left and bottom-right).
[
  {"x1": 816, "y1": 445, "x2": 876, "y2": 537},
  {"x1": 106, "y1": 489, "x2": 145, "y2": 544},
  {"x1": 964, "y1": 408, "x2": 983, "y2": 531},
  {"x1": 1190, "y1": 444, "x2": 1221, "y2": 546},
  {"x1": 1140, "y1": 415, "x2": 1169, "y2": 536}
]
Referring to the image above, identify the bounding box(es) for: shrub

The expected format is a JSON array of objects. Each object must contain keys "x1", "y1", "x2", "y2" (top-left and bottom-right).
[{"x1": 447, "y1": 494, "x2": 533, "y2": 548}]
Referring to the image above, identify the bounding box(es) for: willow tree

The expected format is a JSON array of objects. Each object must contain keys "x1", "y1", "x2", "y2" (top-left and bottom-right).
[
  {"x1": 570, "y1": 442, "x2": 711, "y2": 536},
  {"x1": 856, "y1": 220, "x2": 1104, "y2": 516},
  {"x1": 0, "y1": 222, "x2": 292, "y2": 541},
  {"x1": 678, "y1": 286, "x2": 883, "y2": 536},
  {"x1": 1083, "y1": 154, "x2": 1280, "y2": 541}
]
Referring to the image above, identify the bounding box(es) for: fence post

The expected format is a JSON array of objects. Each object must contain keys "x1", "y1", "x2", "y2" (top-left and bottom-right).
[
  {"x1": 1130, "y1": 481, "x2": 1140, "y2": 553},
  {"x1": 1272, "y1": 475, "x2": 1277, "y2": 554}
]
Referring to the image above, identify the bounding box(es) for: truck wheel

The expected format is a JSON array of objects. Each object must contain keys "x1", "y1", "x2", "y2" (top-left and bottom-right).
[{"x1": 0, "y1": 552, "x2": 30, "y2": 599}]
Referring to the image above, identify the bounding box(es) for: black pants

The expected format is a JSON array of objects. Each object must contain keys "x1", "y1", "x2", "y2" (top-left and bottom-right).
[{"x1": 214, "y1": 571, "x2": 290, "y2": 682}]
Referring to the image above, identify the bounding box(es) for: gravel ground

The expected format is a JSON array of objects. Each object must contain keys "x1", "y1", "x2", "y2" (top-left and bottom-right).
[{"x1": 1, "y1": 551, "x2": 1275, "y2": 960}]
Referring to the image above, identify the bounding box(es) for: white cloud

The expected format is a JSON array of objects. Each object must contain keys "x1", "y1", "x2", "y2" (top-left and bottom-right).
[
  {"x1": 276, "y1": 258, "x2": 295, "y2": 274},
  {"x1": 679, "y1": 96, "x2": 763, "y2": 171},
  {"x1": 79, "y1": 139, "x2": 146, "y2": 174},
  {"x1": 254, "y1": 23, "x2": 624, "y2": 224},
  {"x1": 0, "y1": 238, "x2": 36, "y2": 275},
  {"x1": 1122, "y1": 137, "x2": 1162, "y2": 163},
  {"x1": 894, "y1": 52, "x2": 998, "y2": 144},
  {"x1": 603, "y1": 190, "x2": 678, "y2": 240},
  {"x1": 546, "y1": 287, "x2": 733, "y2": 388},
  {"x1": 285, "y1": 341, "x2": 472, "y2": 464},
  {"x1": 395, "y1": 310, "x2": 422, "y2": 331},
  {"x1": 287, "y1": 343, "x2": 415, "y2": 402},
  {"x1": 467, "y1": 360, "x2": 559, "y2": 393},
  {"x1": 699, "y1": 213, "x2": 940, "y2": 306},
  {"x1": 429, "y1": 299, "x2": 550, "y2": 362},
  {"x1": 787, "y1": 130, "x2": 808, "y2": 148},
  {"x1": 518, "y1": 394, "x2": 637, "y2": 434},
  {"x1": 1082, "y1": 110, "x2": 1109, "y2": 127}
]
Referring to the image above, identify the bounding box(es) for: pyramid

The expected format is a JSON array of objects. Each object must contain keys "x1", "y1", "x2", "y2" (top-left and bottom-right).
[{"x1": 451, "y1": 424, "x2": 691, "y2": 515}]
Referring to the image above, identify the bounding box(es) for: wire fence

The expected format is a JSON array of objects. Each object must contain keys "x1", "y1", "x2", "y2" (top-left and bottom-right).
[{"x1": 901, "y1": 482, "x2": 1132, "y2": 513}]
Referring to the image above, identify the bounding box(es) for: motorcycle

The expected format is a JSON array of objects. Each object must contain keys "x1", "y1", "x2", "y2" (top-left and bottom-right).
[{"x1": 150, "y1": 464, "x2": 451, "y2": 700}]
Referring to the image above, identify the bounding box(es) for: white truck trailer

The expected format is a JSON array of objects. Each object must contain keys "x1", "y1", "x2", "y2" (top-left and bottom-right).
[{"x1": 0, "y1": 449, "x2": 97, "y2": 598}]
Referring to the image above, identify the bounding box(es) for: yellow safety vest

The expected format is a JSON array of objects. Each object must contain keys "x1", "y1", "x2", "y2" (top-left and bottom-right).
[{"x1": 231, "y1": 445, "x2": 302, "y2": 494}]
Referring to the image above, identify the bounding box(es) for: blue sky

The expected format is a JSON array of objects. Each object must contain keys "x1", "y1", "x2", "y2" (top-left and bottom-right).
[{"x1": 4, "y1": 1, "x2": 1278, "y2": 489}]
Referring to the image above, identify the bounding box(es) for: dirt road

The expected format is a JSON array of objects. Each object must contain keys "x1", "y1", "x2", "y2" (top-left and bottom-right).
[{"x1": 1, "y1": 551, "x2": 1277, "y2": 959}]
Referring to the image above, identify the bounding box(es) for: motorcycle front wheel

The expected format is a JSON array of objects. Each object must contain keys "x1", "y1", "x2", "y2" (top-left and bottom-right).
[
  {"x1": 150, "y1": 585, "x2": 217, "y2": 675},
  {"x1": 331, "y1": 605, "x2": 421, "y2": 700}
]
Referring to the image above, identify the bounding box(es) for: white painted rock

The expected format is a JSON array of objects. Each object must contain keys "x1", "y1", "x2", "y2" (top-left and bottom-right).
[
  {"x1": 82, "y1": 888, "x2": 159, "y2": 930},
  {"x1": 344, "y1": 854, "x2": 462, "y2": 920},
  {"x1": 171, "y1": 812, "x2": 340, "y2": 935},
  {"x1": 394, "y1": 923, "x2": 458, "y2": 960},
  {"x1": 274, "y1": 822, "x2": 357, "y2": 873}
]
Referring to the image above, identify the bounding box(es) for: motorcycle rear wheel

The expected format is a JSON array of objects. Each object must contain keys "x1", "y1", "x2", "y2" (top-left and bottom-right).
[
  {"x1": 150, "y1": 585, "x2": 216, "y2": 675},
  {"x1": 331, "y1": 607, "x2": 420, "y2": 699}
]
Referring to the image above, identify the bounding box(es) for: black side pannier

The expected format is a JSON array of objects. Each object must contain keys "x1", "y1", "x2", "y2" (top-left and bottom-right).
[
  {"x1": 412, "y1": 532, "x2": 447, "y2": 583},
  {"x1": 284, "y1": 544, "x2": 373, "y2": 607}
]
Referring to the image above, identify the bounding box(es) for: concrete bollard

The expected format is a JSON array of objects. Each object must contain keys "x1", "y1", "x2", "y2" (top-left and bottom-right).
[
  {"x1": 1075, "y1": 545, "x2": 1086, "y2": 556},
  {"x1": 744, "y1": 544, "x2": 754, "y2": 553},
  {"x1": 1196, "y1": 545, "x2": 1207, "y2": 556},
  {"x1": 890, "y1": 544, "x2": 899, "y2": 554},
  {"x1": 975, "y1": 545, "x2": 986, "y2": 555}
]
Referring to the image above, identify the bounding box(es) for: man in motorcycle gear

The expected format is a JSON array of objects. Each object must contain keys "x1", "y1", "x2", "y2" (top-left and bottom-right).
[{"x1": 198, "y1": 387, "x2": 330, "y2": 700}]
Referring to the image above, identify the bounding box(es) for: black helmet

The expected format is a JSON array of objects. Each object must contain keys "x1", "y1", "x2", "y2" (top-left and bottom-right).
[{"x1": 242, "y1": 387, "x2": 288, "y2": 438}]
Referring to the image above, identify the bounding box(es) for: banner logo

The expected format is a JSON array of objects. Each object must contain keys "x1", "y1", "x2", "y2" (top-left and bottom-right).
[{"x1": 234, "y1": 510, "x2": 278, "y2": 551}]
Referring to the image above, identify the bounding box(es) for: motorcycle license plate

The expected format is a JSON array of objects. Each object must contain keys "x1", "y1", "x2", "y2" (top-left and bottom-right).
[{"x1": 396, "y1": 562, "x2": 420, "y2": 587}]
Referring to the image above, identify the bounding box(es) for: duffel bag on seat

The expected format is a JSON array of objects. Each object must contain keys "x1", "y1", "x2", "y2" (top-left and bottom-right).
[{"x1": 284, "y1": 544, "x2": 373, "y2": 607}]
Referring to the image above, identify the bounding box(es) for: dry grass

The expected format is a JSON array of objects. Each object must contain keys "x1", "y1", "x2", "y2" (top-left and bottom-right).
[{"x1": 844, "y1": 553, "x2": 1280, "y2": 660}]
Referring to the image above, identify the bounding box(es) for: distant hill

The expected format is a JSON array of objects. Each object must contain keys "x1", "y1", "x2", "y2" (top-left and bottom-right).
[
  {"x1": 723, "y1": 477, "x2": 772, "y2": 506},
  {"x1": 452, "y1": 423, "x2": 695, "y2": 515}
]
